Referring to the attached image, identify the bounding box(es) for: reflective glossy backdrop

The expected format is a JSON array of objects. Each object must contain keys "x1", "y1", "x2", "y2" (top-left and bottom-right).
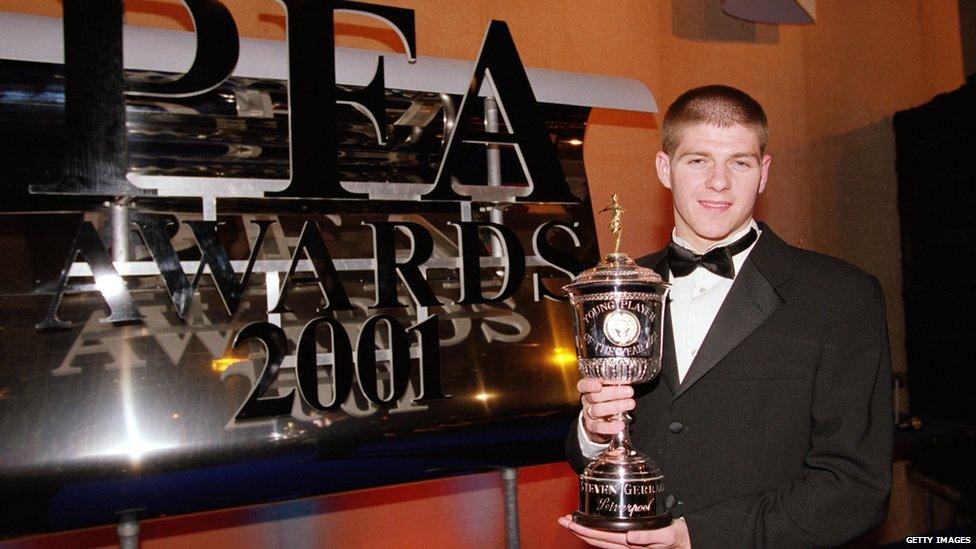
[{"x1": 0, "y1": 61, "x2": 598, "y2": 537}]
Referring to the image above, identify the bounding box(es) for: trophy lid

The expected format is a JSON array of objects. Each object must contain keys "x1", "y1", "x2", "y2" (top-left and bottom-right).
[{"x1": 563, "y1": 252, "x2": 665, "y2": 294}]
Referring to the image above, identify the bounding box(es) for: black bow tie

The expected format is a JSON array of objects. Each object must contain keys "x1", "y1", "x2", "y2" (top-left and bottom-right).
[{"x1": 668, "y1": 228, "x2": 758, "y2": 279}]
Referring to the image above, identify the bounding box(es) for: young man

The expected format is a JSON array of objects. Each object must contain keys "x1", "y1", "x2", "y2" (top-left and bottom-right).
[{"x1": 559, "y1": 85, "x2": 892, "y2": 548}]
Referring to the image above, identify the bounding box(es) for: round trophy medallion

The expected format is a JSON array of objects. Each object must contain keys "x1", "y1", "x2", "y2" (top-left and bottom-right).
[{"x1": 603, "y1": 308, "x2": 640, "y2": 347}]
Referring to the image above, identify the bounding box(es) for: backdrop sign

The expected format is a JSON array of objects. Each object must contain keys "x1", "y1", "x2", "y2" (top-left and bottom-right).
[{"x1": 0, "y1": 0, "x2": 651, "y2": 537}]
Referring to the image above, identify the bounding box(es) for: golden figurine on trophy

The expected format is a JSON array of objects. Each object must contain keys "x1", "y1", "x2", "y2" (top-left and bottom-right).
[{"x1": 601, "y1": 193, "x2": 625, "y2": 256}]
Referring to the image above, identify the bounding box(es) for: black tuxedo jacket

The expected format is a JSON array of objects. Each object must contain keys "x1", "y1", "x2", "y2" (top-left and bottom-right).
[{"x1": 566, "y1": 224, "x2": 892, "y2": 548}]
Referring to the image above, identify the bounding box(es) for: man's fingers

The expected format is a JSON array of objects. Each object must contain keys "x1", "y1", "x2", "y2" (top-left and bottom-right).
[
  {"x1": 586, "y1": 398, "x2": 635, "y2": 419},
  {"x1": 626, "y1": 528, "x2": 666, "y2": 546},
  {"x1": 559, "y1": 515, "x2": 687, "y2": 549},
  {"x1": 586, "y1": 419, "x2": 625, "y2": 436},
  {"x1": 577, "y1": 378, "x2": 603, "y2": 394},
  {"x1": 581, "y1": 398, "x2": 635, "y2": 438},
  {"x1": 625, "y1": 520, "x2": 688, "y2": 548},
  {"x1": 576, "y1": 535, "x2": 628, "y2": 549},
  {"x1": 562, "y1": 517, "x2": 631, "y2": 544},
  {"x1": 580, "y1": 385, "x2": 634, "y2": 403},
  {"x1": 578, "y1": 385, "x2": 635, "y2": 441}
]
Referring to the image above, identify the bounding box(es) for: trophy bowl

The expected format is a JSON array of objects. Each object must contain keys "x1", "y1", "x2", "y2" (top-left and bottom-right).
[{"x1": 564, "y1": 251, "x2": 672, "y2": 532}]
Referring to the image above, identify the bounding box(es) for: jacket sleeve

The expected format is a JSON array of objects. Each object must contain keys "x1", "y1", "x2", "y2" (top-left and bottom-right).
[
  {"x1": 566, "y1": 413, "x2": 589, "y2": 474},
  {"x1": 683, "y1": 276, "x2": 893, "y2": 548}
]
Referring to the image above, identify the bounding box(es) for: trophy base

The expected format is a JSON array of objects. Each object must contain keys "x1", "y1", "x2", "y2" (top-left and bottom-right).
[
  {"x1": 575, "y1": 429, "x2": 671, "y2": 533},
  {"x1": 572, "y1": 510, "x2": 673, "y2": 532}
]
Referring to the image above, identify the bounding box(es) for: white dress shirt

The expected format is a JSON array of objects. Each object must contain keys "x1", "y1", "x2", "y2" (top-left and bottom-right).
[
  {"x1": 578, "y1": 220, "x2": 762, "y2": 457},
  {"x1": 669, "y1": 220, "x2": 760, "y2": 382}
]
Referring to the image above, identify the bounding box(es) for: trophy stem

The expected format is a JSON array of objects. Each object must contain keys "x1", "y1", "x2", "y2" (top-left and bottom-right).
[
  {"x1": 609, "y1": 412, "x2": 627, "y2": 451},
  {"x1": 606, "y1": 411, "x2": 634, "y2": 457}
]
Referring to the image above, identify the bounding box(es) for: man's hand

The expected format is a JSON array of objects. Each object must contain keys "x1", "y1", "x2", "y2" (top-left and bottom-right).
[
  {"x1": 557, "y1": 515, "x2": 690, "y2": 548},
  {"x1": 578, "y1": 379, "x2": 635, "y2": 443}
]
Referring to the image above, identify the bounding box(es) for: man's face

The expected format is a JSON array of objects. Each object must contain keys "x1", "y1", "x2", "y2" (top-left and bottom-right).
[{"x1": 655, "y1": 122, "x2": 771, "y2": 252}]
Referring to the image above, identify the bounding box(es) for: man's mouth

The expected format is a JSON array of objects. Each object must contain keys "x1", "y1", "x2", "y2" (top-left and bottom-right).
[{"x1": 698, "y1": 200, "x2": 731, "y2": 211}]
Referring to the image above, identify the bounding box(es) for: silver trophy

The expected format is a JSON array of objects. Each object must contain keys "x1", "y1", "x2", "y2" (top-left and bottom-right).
[{"x1": 564, "y1": 194, "x2": 671, "y2": 531}]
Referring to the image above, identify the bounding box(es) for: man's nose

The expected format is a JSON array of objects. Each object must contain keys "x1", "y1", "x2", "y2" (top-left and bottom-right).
[{"x1": 707, "y1": 165, "x2": 731, "y2": 191}]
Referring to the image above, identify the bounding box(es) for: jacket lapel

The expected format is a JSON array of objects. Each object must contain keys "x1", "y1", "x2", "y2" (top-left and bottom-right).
[
  {"x1": 672, "y1": 224, "x2": 794, "y2": 400},
  {"x1": 637, "y1": 250, "x2": 677, "y2": 394},
  {"x1": 660, "y1": 301, "x2": 678, "y2": 394}
]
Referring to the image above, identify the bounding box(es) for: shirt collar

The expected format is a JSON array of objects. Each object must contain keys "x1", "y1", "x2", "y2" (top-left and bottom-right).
[{"x1": 672, "y1": 219, "x2": 760, "y2": 255}]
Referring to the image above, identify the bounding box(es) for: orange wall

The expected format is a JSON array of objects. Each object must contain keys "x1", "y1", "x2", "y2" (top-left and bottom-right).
[{"x1": 0, "y1": 1, "x2": 967, "y2": 546}]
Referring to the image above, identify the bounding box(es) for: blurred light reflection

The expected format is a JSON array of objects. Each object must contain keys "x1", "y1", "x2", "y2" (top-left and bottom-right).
[
  {"x1": 94, "y1": 274, "x2": 125, "y2": 298},
  {"x1": 86, "y1": 344, "x2": 175, "y2": 464},
  {"x1": 211, "y1": 356, "x2": 245, "y2": 373},
  {"x1": 550, "y1": 347, "x2": 577, "y2": 368}
]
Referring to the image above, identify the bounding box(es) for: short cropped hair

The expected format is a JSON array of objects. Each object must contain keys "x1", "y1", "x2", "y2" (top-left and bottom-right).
[{"x1": 661, "y1": 85, "x2": 768, "y2": 156}]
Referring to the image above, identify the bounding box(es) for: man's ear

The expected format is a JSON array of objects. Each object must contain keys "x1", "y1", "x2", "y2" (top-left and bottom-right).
[
  {"x1": 655, "y1": 151, "x2": 672, "y2": 190},
  {"x1": 758, "y1": 154, "x2": 772, "y2": 194}
]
